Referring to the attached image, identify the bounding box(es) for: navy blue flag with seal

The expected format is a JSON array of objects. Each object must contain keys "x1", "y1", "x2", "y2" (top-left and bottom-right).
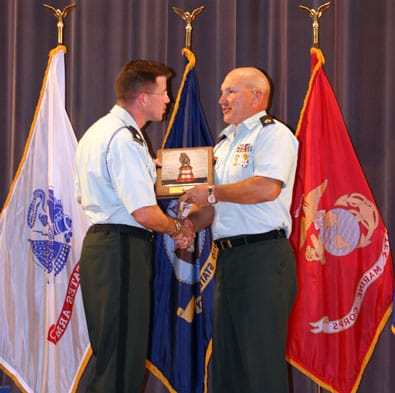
[{"x1": 146, "y1": 48, "x2": 216, "y2": 393}]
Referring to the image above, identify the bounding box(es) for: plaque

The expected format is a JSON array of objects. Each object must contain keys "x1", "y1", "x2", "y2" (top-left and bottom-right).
[{"x1": 155, "y1": 146, "x2": 213, "y2": 198}]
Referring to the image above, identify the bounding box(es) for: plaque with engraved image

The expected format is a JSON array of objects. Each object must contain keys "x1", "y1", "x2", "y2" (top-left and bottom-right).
[{"x1": 155, "y1": 146, "x2": 213, "y2": 198}]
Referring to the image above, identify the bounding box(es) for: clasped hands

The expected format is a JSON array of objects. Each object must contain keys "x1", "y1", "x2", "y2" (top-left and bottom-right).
[
  {"x1": 171, "y1": 218, "x2": 195, "y2": 249},
  {"x1": 170, "y1": 184, "x2": 211, "y2": 250}
]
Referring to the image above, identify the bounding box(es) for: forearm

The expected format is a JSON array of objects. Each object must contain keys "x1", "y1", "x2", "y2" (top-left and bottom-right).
[
  {"x1": 180, "y1": 176, "x2": 283, "y2": 207},
  {"x1": 214, "y1": 176, "x2": 282, "y2": 204},
  {"x1": 188, "y1": 205, "x2": 214, "y2": 232},
  {"x1": 132, "y1": 205, "x2": 179, "y2": 234}
]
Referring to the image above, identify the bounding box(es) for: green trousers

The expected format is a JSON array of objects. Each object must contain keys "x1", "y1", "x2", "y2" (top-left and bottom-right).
[
  {"x1": 79, "y1": 229, "x2": 153, "y2": 393},
  {"x1": 212, "y1": 238, "x2": 297, "y2": 393}
]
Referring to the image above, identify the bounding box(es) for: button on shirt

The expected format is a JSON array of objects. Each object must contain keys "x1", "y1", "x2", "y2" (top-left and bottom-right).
[
  {"x1": 212, "y1": 110, "x2": 298, "y2": 240},
  {"x1": 74, "y1": 105, "x2": 157, "y2": 228}
]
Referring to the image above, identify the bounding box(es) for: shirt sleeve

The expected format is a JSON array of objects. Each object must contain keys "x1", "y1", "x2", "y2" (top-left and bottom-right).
[
  {"x1": 253, "y1": 123, "x2": 297, "y2": 186},
  {"x1": 106, "y1": 129, "x2": 157, "y2": 214}
]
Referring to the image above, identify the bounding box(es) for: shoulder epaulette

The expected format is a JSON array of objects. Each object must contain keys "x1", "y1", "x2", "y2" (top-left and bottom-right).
[
  {"x1": 127, "y1": 125, "x2": 144, "y2": 146},
  {"x1": 217, "y1": 134, "x2": 226, "y2": 143},
  {"x1": 259, "y1": 115, "x2": 275, "y2": 128}
]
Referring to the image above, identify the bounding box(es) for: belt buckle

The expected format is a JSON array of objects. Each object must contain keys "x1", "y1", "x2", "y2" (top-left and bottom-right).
[{"x1": 218, "y1": 239, "x2": 232, "y2": 250}]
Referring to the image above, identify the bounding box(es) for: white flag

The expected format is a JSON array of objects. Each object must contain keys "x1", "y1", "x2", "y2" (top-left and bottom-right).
[{"x1": 0, "y1": 46, "x2": 91, "y2": 393}]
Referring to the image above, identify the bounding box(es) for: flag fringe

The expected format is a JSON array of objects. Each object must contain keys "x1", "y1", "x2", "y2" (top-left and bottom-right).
[
  {"x1": 287, "y1": 304, "x2": 393, "y2": 393},
  {"x1": 1, "y1": 346, "x2": 92, "y2": 393},
  {"x1": 0, "y1": 45, "x2": 67, "y2": 217},
  {"x1": 287, "y1": 356, "x2": 338, "y2": 393},
  {"x1": 203, "y1": 339, "x2": 212, "y2": 393},
  {"x1": 161, "y1": 48, "x2": 196, "y2": 148},
  {"x1": 0, "y1": 362, "x2": 29, "y2": 393},
  {"x1": 295, "y1": 47, "x2": 325, "y2": 138},
  {"x1": 69, "y1": 346, "x2": 93, "y2": 393},
  {"x1": 146, "y1": 338, "x2": 213, "y2": 393},
  {"x1": 352, "y1": 305, "x2": 393, "y2": 392},
  {"x1": 145, "y1": 360, "x2": 178, "y2": 393}
]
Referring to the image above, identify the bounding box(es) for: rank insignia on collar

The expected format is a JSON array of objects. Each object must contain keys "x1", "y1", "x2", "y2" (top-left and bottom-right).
[
  {"x1": 127, "y1": 125, "x2": 144, "y2": 146},
  {"x1": 259, "y1": 115, "x2": 274, "y2": 127}
]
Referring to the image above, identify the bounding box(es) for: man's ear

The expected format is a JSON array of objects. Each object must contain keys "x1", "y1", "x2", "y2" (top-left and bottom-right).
[
  {"x1": 139, "y1": 92, "x2": 147, "y2": 104},
  {"x1": 253, "y1": 88, "x2": 264, "y2": 103}
]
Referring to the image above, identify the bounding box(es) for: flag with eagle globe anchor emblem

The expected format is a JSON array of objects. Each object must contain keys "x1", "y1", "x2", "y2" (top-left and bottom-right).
[{"x1": 286, "y1": 48, "x2": 394, "y2": 393}]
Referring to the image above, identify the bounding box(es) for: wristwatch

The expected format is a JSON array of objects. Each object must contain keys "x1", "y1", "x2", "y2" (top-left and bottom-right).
[{"x1": 207, "y1": 185, "x2": 217, "y2": 205}]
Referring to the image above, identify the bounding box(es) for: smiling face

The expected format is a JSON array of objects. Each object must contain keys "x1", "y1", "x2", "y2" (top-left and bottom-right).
[{"x1": 218, "y1": 67, "x2": 271, "y2": 126}]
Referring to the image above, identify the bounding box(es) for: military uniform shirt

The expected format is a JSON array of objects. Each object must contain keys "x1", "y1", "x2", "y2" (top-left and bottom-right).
[
  {"x1": 74, "y1": 105, "x2": 157, "y2": 228},
  {"x1": 212, "y1": 110, "x2": 298, "y2": 240}
]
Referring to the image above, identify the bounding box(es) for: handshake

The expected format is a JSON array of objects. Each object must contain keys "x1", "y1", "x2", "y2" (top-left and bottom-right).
[
  {"x1": 170, "y1": 217, "x2": 196, "y2": 250},
  {"x1": 168, "y1": 184, "x2": 215, "y2": 250},
  {"x1": 169, "y1": 198, "x2": 195, "y2": 250}
]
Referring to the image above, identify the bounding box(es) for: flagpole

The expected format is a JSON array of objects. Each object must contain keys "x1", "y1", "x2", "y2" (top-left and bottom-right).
[{"x1": 298, "y1": 4, "x2": 331, "y2": 393}]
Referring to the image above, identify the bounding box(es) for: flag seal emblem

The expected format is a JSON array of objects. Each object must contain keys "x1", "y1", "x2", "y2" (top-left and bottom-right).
[
  {"x1": 296, "y1": 179, "x2": 390, "y2": 334},
  {"x1": 27, "y1": 188, "x2": 72, "y2": 276},
  {"x1": 298, "y1": 179, "x2": 378, "y2": 264}
]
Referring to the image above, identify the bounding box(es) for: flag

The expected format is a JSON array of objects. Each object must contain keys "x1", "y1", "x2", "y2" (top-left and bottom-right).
[
  {"x1": 0, "y1": 46, "x2": 91, "y2": 393},
  {"x1": 392, "y1": 292, "x2": 395, "y2": 334},
  {"x1": 146, "y1": 48, "x2": 216, "y2": 393},
  {"x1": 286, "y1": 47, "x2": 394, "y2": 393}
]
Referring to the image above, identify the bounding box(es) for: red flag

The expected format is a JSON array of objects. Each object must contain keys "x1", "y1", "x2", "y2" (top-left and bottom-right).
[{"x1": 286, "y1": 48, "x2": 394, "y2": 393}]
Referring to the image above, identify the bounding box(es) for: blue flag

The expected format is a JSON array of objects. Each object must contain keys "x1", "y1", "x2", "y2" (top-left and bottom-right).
[
  {"x1": 147, "y1": 48, "x2": 216, "y2": 393},
  {"x1": 162, "y1": 53, "x2": 213, "y2": 148}
]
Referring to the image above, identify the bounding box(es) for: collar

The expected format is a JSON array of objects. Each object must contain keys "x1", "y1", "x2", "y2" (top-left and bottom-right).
[
  {"x1": 110, "y1": 104, "x2": 140, "y2": 131},
  {"x1": 217, "y1": 110, "x2": 268, "y2": 142}
]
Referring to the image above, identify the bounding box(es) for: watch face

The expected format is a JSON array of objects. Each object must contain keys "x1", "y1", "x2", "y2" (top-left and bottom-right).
[{"x1": 208, "y1": 194, "x2": 216, "y2": 204}]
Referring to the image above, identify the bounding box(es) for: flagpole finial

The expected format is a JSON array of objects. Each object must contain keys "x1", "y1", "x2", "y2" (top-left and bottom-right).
[
  {"x1": 299, "y1": 2, "x2": 331, "y2": 48},
  {"x1": 43, "y1": 3, "x2": 76, "y2": 45},
  {"x1": 172, "y1": 6, "x2": 205, "y2": 49}
]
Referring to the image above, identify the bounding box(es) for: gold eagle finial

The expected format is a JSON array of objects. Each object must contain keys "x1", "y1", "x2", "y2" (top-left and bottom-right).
[
  {"x1": 172, "y1": 6, "x2": 205, "y2": 49},
  {"x1": 299, "y1": 2, "x2": 331, "y2": 48},
  {"x1": 43, "y1": 3, "x2": 77, "y2": 45}
]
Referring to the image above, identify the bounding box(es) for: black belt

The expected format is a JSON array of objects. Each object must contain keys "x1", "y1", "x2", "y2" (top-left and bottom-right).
[
  {"x1": 87, "y1": 224, "x2": 155, "y2": 241},
  {"x1": 214, "y1": 229, "x2": 286, "y2": 250}
]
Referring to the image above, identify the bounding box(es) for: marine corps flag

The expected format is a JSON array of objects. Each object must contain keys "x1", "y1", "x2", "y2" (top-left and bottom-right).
[
  {"x1": 286, "y1": 48, "x2": 394, "y2": 393},
  {"x1": 392, "y1": 293, "x2": 395, "y2": 334},
  {"x1": 147, "y1": 48, "x2": 215, "y2": 393},
  {"x1": 0, "y1": 46, "x2": 91, "y2": 392}
]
